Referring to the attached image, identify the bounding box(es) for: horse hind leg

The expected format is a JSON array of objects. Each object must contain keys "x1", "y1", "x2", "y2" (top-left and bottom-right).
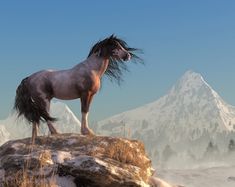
[
  {"x1": 45, "y1": 99, "x2": 59, "y2": 135},
  {"x1": 32, "y1": 122, "x2": 39, "y2": 145},
  {"x1": 47, "y1": 120, "x2": 58, "y2": 135}
]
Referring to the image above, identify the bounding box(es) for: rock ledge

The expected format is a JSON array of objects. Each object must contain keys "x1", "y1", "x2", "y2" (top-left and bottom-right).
[{"x1": 0, "y1": 133, "x2": 153, "y2": 187}]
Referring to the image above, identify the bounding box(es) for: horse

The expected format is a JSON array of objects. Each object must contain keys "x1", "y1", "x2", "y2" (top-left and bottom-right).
[{"x1": 14, "y1": 35, "x2": 142, "y2": 144}]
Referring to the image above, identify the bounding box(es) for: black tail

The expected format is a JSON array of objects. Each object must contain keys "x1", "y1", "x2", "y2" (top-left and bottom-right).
[{"x1": 14, "y1": 77, "x2": 56, "y2": 124}]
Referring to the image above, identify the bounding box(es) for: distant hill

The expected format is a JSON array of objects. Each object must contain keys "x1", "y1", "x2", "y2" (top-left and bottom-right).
[{"x1": 0, "y1": 101, "x2": 81, "y2": 145}]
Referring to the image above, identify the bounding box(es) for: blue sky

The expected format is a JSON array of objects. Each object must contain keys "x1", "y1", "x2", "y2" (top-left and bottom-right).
[{"x1": 0, "y1": 0, "x2": 235, "y2": 122}]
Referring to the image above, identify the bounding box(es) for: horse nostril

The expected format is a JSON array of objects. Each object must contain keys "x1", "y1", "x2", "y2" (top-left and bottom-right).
[
  {"x1": 124, "y1": 53, "x2": 131, "y2": 61},
  {"x1": 122, "y1": 53, "x2": 131, "y2": 61},
  {"x1": 127, "y1": 53, "x2": 131, "y2": 60},
  {"x1": 123, "y1": 54, "x2": 128, "y2": 61}
]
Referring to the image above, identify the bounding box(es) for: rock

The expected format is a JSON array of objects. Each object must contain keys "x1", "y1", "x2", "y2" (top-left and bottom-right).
[{"x1": 0, "y1": 133, "x2": 153, "y2": 187}]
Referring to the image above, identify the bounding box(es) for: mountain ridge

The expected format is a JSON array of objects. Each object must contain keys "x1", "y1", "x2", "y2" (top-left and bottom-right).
[
  {"x1": 0, "y1": 101, "x2": 81, "y2": 145},
  {"x1": 98, "y1": 71, "x2": 235, "y2": 142}
]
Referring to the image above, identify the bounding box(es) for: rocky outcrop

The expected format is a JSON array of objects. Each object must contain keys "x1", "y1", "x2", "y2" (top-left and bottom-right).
[{"x1": 0, "y1": 133, "x2": 153, "y2": 187}]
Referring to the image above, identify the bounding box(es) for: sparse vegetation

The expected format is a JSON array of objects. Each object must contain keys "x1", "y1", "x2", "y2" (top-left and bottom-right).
[
  {"x1": 3, "y1": 145, "x2": 57, "y2": 187},
  {"x1": 228, "y1": 139, "x2": 235, "y2": 153},
  {"x1": 203, "y1": 141, "x2": 219, "y2": 158}
]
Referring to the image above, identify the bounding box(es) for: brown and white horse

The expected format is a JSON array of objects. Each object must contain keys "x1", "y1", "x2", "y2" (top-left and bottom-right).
[{"x1": 14, "y1": 35, "x2": 142, "y2": 143}]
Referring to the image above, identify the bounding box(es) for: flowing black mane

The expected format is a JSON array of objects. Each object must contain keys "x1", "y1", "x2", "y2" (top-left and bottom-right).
[{"x1": 88, "y1": 35, "x2": 143, "y2": 84}]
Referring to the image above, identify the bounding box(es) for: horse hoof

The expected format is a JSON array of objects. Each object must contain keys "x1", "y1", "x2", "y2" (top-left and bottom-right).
[
  {"x1": 81, "y1": 128, "x2": 95, "y2": 136},
  {"x1": 51, "y1": 131, "x2": 59, "y2": 135}
]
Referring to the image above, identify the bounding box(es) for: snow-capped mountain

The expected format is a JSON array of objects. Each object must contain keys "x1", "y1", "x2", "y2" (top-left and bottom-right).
[
  {"x1": 0, "y1": 101, "x2": 81, "y2": 145},
  {"x1": 0, "y1": 125, "x2": 10, "y2": 145},
  {"x1": 50, "y1": 101, "x2": 81, "y2": 133},
  {"x1": 98, "y1": 71, "x2": 235, "y2": 159}
]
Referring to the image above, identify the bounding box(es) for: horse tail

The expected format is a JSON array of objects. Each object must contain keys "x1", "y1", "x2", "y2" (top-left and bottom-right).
[{"x1": 14, "y1": 77, "x2": 56, "y2": 123}]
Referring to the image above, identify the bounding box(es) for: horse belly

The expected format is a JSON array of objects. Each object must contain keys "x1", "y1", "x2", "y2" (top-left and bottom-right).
[
  {"x1": 54, "y1": 93, "x2": 80, "y2": 100},
  {"x1": 53, "y1": 86, "x2": 80, "y2": 100}
]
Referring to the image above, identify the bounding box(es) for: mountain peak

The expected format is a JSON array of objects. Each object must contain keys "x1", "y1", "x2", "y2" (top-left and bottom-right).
[
  {"x1": 181, "y1": 70, "x2": 203, "y2": 81},
  {"x1": 170, "y1": 70, "x2": 211, "y2": 96},
  {"x1": 179, "y1": 70, "x2": 205, "y2": 86}
]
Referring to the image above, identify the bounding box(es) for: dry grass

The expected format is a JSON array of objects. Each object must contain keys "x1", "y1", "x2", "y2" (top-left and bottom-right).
[
  {"x1": 78, "y1": 135, "x2": 150, "y2": 170},
  {"x1": 104, "y1": 140, "x2": 148, "y2": 168},
  {"x1": 3, "y1": 168, "x2": 56, "y2": 187},
  {"x1": 105, "y1": 141, "x2": 134, "y2": 164},
  {"x1": 104, "y1": 139, "x2": 152, "y2": 181},
  {"x1": 3, "y1": 145, "x2": 57, "y2": 187}
]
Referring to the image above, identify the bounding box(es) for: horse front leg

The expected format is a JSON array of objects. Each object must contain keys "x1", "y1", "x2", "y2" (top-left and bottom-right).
[{"x1": 80, "y1": 92, "x2": 95, "y2": 136}]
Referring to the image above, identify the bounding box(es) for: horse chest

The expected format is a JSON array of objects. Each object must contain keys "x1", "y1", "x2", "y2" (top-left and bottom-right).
[{"x1": 77, "y1": 80, "x2": 100, "y2": 95}]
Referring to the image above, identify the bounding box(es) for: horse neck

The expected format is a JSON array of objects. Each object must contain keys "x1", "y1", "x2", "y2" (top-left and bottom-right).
[{"x1": 86, "y1": 54, "x2": 109, "y2": 77}]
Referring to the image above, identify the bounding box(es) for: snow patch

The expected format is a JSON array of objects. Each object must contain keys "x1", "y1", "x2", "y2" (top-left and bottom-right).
[
  {"x1": 53, "y1": 175, "x2": 76, "y2": 187},
  {"x1": 67, "y1": 138, "x2": 77, "y2": 145},
  {"x1": 158, "y1": 165, "x2": 235, "y2": 187},
  {"x1": 10, "y1": 142, "x2": 25, "y2": 150},
  {"x1": 53, "y1": 151, "x2": 72, "y2": 164}
]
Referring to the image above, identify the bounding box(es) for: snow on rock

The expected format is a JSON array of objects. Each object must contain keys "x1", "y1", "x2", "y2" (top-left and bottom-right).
[
  {"x1": 53, "y1": 151, "x2": 72, "y2": 164},
  {"x1": 0, "y1": 133, "x2": 155, "y2": 187},
  {"x1": 54, "y1": 175, "x2": 76, "y2": 187}
]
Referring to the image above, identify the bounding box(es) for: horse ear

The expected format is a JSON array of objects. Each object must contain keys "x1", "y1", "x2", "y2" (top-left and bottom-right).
[
  {"x1": 109, "y1": 34, "x2": 115, "y2": 39},
  {"x1": 97, "y1": 49, "x2": 102, "y2": 56}
]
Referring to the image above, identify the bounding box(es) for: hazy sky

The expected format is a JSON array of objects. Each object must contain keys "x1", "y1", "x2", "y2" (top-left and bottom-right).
[{"x1": 0, "y1": 0, "x2": 235, "y2": 122}]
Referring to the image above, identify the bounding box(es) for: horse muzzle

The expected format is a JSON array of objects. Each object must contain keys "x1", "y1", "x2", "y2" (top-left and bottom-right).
[{"x1": 123, "y1": 53, "x2": 131, "y2": 61}]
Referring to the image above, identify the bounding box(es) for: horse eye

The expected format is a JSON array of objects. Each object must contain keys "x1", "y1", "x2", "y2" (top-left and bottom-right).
[
  {"x1": 111, "y1": 45, "x2": 118, "y2": 50},
  {"x1": 115, "y1": 44, "x2": 121, "y2": 49},
  {"x1": 113, "y1": 42, "x2": 120, "y2": 47}
]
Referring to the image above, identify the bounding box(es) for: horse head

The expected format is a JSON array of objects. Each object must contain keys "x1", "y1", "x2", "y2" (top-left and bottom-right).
[
  {"x1": 105, "y1": 35, "x2": 131, "y2": 61},
  {"x1": 88, "y1": 35, "x2": 143, "y2": 83}
]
